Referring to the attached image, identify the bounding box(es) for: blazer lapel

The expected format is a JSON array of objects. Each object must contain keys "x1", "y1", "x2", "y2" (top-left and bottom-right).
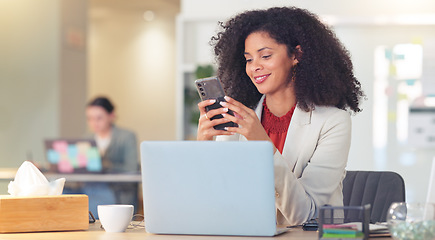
[
  {"x1": 250, "y1": 95, "x2": 312, "y2": 173},
  {"x1": 281, "y1": 107, "x2": 312, "y2": 172}
]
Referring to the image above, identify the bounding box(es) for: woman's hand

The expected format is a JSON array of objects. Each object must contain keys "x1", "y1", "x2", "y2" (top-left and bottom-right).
[
  {"x1": 220, "y1": 96, "x2": 272, "y2": 142},
  {"x1": 197, "y1": 99, "x2": 235, "y2": 141}
]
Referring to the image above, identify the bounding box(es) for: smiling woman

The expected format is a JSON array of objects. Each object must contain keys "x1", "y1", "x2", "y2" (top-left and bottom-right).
[
  {"x1": 243, "y1": 31, "x2": 297, "y2": 115},
  {"x1": 196, "y1": 6, "x2": 365, "y2": 226}
]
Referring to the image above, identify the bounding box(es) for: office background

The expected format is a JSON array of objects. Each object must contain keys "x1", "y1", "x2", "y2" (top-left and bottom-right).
[{"x1": 1, "y1": 0, "x2": 435, "y2": 203}]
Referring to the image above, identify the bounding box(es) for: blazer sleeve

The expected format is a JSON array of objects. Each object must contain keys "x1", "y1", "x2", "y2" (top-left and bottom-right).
[
  {"x1": 107, "y1": 127, "x2": 139, "y2": 173},
  {"x1": 274, "y1": 109, "x2": 351, "y2": 226},
  {"x1": 121, "y1": 131, "x2": 139, "y2": 172}
]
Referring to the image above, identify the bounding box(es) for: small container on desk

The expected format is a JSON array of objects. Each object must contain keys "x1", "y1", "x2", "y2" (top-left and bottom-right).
[{"x1": 318, "y1": 204, "x2": 371, "y2": 240}]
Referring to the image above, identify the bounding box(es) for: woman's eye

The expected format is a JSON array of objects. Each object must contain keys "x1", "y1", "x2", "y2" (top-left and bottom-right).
[
  {"x1": 245, "y1": 58, "x2": 252, "y2": 63},
  {"x1": 262, "y1": 55, "x2": 271, "y2": 59}
]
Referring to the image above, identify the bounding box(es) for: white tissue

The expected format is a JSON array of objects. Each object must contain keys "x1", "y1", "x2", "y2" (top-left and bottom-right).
[{"x1": 8, "y1": 161, "x2": 66, "y2": 196}]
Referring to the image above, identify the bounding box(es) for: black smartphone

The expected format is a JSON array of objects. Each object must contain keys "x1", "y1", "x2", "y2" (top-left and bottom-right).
[
  {"x1": 195, "y1": 76, "x2": 238, "y2": 130},
  {"x1": 302, "y1": 219, "x2": 318, "y2": 231}
]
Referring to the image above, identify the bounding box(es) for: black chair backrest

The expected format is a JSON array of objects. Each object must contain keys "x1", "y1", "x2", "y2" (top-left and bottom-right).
[{"x1": 342, "y1": 171, "x2": 406, "y2": 223}]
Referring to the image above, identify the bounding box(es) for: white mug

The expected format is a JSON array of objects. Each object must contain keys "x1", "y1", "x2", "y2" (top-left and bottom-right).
[{"x1": 98, "y1": 204, "x2": 134, "y2": 232}]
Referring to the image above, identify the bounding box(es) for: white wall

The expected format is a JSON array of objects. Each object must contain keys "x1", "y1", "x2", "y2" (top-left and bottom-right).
[
  {"x1": 88, "y1": 0, "x2": 180, "y2": 142},
  {"x1": 181, "y1": 0, "x2": 435, "y2": 18},
  {"x1": 0, "y1": 0, "x2": 60, "y2": 167},
  {"x1": 335, "y1": 25, "x2": 435, "y2": 203},
  {"x1": 0, "y1": 0, "x2": 90, "y2": 194}
]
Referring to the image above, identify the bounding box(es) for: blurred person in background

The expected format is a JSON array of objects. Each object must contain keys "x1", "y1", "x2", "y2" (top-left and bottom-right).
[{"x1": 67, "y1": 96, "x2": 139, "y2": 218}]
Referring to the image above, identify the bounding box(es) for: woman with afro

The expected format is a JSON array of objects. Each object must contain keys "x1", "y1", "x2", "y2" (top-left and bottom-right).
[{"x1": 197, "y1": 7, "x2": 364, "y2": 225}]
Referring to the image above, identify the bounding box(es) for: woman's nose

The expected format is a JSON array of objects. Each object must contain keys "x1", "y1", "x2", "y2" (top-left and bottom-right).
[{"x1": 251, "y1": 59, "x2": 262, "y2": 72}]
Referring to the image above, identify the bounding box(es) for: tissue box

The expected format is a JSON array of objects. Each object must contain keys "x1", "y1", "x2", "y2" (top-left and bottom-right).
[{"x1": 0, "y1": 194, "x2": 89, "y2": 233}]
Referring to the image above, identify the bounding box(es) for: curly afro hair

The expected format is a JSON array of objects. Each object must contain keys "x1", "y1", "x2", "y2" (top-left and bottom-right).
[{"x1": 211, "y1": 7, "x2": 364, "y2": 113}]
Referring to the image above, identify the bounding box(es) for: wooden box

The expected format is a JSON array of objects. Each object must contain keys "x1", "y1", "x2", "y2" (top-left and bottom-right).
[{"x1": 0, "y1": 194, "x2": 89, "y2": 233}]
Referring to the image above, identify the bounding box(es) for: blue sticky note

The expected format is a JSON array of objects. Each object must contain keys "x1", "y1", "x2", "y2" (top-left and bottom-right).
[
  {"x1": 68, "y1": 145, "x2": 78, "y2": 158},
  {"x1": 87, "y1": 157, "x2": 102, "y2": 172},
  {"x1": 86, "y1": 148, "x2": 102, "y2": 171},
  {"x1": 47, "y1": 149, "x2": 60, "y2": 164}
]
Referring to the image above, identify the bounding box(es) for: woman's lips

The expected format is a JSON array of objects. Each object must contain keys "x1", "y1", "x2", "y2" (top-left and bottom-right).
[{"x1": 254, "y1": 74, "x2": 270, "y2": 84}]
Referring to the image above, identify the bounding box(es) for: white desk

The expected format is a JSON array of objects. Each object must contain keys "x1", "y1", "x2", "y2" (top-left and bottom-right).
[{"x1": 45, "y1": 173, "x2": 142, "y2": 182}]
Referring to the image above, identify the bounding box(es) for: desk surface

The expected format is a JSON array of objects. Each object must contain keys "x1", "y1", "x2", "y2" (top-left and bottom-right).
[
  {"x1": 0, "y1": 221, "x2": 390, "y2": 240},
  {"x1": 0, "y1": 223, "x2": 312, "y2": 240}
]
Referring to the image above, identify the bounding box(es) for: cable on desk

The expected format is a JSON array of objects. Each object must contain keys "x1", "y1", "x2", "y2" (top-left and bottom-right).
[{"x1": 128, "y1": 214, "x2": 145, "y2": 230}]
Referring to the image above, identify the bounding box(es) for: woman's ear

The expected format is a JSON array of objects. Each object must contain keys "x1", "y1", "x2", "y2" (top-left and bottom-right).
[{"x1": 294, "y1": 45, "x2": 303, "y2": 63}]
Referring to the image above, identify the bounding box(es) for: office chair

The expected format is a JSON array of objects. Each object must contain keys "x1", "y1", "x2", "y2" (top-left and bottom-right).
[{"x1": 342, "y1": 170, "x2": 406, "y2": 223}]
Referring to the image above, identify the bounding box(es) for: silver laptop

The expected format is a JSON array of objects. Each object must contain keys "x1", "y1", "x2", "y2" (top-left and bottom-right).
[{"x1": 140, "y1": 141, "x2": 287, "y2": 236}]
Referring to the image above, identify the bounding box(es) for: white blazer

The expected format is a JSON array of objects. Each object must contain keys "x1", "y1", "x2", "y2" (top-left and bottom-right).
[{"x1": 216, "y1": 95, "x2": 351, "y2": 226}]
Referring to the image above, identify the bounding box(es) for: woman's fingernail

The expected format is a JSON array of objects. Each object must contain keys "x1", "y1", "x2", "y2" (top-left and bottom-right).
[
  {"x1": 220, "y1": 101, "x2": 228, "y2": 106},
  {"x1": 224, "y1": 96, "x2": 230, "y2": 101},
  {"x1": 209, "y1": 99, "x2": 216, "y2": 103}
]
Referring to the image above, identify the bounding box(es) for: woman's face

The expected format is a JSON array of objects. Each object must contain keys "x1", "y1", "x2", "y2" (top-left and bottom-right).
[
  {"x1": 86, "y1": 106, "x2": 114, "y2": 134},
  {"x1": 244, "y1": 31, "x2": 297, "y2": 96}
]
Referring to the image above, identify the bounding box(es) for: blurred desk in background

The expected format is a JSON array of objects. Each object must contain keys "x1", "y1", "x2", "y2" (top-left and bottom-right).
[
  {"x1": 0, "y1": 168, "x2": 144, "y2": 219},
  {"x1": 0, "y1": 168, "x2": 142, "y2": 182}
]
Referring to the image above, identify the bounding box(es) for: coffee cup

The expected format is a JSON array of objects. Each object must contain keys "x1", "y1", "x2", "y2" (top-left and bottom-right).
[{"x1": 98, "y1": 204, "x2": 134, "y2": 232}]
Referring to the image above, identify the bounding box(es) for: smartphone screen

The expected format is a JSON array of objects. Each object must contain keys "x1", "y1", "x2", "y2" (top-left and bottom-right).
[{"x1": 195, "y1": 77, "x2": 238, "y2": 130}]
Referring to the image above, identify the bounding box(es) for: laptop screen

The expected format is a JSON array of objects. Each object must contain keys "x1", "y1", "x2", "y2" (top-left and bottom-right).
[{"x1": 44, "y1": 139, "x2": 102, "y2": 173}]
